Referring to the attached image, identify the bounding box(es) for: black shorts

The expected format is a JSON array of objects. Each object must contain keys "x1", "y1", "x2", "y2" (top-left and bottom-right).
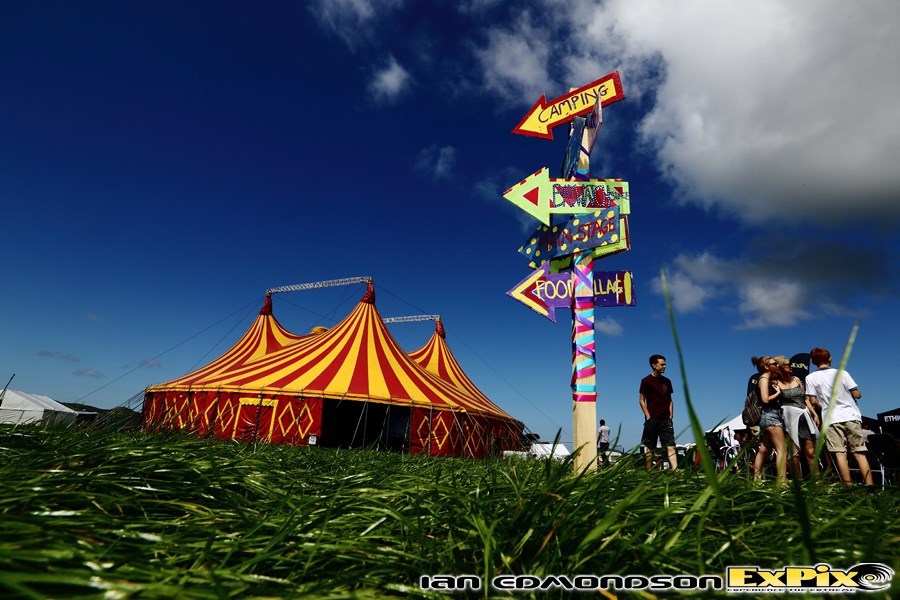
[{"x1": 642, "y1": 416, "x2": 675, "y2": 449}]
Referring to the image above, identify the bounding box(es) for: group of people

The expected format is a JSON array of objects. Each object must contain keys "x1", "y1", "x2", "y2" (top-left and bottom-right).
[
  {"x1": 751, "y1": 347, "x2": 872, "y2": 485},
  {"x1": 614, "y1": 349, "x2": 873, "y2": 484}
]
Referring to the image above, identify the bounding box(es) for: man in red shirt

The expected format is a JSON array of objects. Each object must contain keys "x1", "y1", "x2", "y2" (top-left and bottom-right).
[{"x1": 639, "y1": 354, "x2": 678, "y2": 470}]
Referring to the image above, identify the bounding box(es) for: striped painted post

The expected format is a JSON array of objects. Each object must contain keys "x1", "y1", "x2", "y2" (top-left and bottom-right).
[
  {"x1": 569, "y1": 98, "x2": 602, "y2": 472},
  {"x1": 571, "y1": 250, "x2": 597, "y2": 470}
]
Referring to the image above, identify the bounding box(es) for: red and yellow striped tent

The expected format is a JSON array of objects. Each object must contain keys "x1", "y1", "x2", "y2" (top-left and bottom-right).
[
  {"x1": 143, "y1": 283, "x2": 523, "y2": 457},
  {"x1": 407, "y1": 319, "x2": 522, "y2": 457}
]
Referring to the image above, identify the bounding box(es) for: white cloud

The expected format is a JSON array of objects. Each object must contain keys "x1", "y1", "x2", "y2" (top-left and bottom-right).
[
  {"x1": 654, "y1": 270, "x2": 716, "y2": 314},
  {"x1": 369, "y1": 56, "x2": 412, "y2": 103},
  {"x1": 736, "y1": 282, "x2": 811, "y2": 330},
  {"x1": 656, "y1": 241, "x2": 889, "y2": 328},
  {"x1": 309, "y1": 0, "x2": 404, "y2": 50},
  {"x1": 595, "y1": 316, "x2": 623, "y2": 336},
  {"x1": 416, "y1": 145, "x2": 456, "y2": 180},
  {"x1": 473, "y1": 15, "x2": 554, "y2": 104},
  {"x1": 472, "y1": 0, "x2": 900, "y2": 224}
]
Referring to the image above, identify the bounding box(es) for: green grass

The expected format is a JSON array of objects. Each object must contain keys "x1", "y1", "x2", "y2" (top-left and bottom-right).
[
  {"x1": 0, "y1": 426, "x2": 898, "y2": 598},
  {"x1": 0, "y1": 275, "x2": 895, "y2": 598}
]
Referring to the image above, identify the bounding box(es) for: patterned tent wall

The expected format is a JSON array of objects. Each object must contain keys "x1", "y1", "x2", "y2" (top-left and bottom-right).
[
  {"x1": 143, "y1": 284, "x2": 523, "y2": 456},
  {"x1": 408, "y1": 319, "x2": 524, "y2": 457},
  {"x1": 142, "y1": 390, "x2": 323, "y2": 446}
]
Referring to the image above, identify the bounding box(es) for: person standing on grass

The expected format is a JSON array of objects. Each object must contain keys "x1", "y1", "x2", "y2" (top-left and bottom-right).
[
  {"x1": 804, "y1": 347, "x2": 873, "y2": 486},
  {"x1": 639, "y1": 354, "x2": 678, "y2": 470},
  {"x1": 745, "y1": 355, "x2": 771, "y2": 437},
  {"x1": 772, "y1": 355, "x2": 819, "y2": 478},
  {"x1": 753, "y1": 357, "x2": 787, "y2": 483},
  {"x1": 597, "y1": 419, "x2": 611, "y2": 464}
]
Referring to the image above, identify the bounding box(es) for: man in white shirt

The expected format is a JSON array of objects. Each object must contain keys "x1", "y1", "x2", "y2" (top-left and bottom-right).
[
  {"x1": 597, "y1": 419, "x2": 611, "y2": 464},
  {"x1": 804, "y1": 347, "x2": 873, "y2": 485}
]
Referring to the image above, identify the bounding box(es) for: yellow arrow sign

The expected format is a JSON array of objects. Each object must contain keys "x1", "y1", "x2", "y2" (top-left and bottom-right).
[{"x1": 512, "y1": 71, "x2": 624, "y2": 140}]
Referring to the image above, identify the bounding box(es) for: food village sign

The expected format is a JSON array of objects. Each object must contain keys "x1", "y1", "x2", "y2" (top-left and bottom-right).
[{"x1": 504, "y1": 71, "x2": 634, "y2": 472}]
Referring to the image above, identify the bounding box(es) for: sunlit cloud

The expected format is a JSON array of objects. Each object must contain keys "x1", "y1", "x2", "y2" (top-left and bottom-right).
[
  {"x1": 471, "y1": 0, "x2": 900, "y2": 224},
  {"x1": 369, "y1": 56, "x2": 412, "y2": 104}
]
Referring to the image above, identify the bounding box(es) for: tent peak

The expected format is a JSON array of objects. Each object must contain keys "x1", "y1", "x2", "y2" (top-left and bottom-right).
[
  {"x1": 435, "y1": 318, "x2": 445, "y2": 339},
  {"x1": 260, "y1": 293, "x2": 273, "y2": 315},
  {"x1": 361, "y1": 280, "x2": 375, "y2": 304}
]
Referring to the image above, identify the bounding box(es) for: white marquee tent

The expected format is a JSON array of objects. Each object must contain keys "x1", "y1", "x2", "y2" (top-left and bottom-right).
[
  {"x1": 710, "y1": 414, "x2": 748, "y2": 433},
  {"x1": 0, "y1": 390, "x2": 78, "y2": 426}
]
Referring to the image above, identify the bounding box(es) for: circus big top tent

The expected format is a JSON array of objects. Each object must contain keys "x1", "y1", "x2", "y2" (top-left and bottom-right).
[{"x1": 142, "y1": 282, "x2": 524, "y2": 458}]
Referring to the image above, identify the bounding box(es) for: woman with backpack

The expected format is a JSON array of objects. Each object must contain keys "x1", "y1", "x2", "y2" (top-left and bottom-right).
[{"x1": 752, "y1": 357, "x2": 788, "y2": 483}]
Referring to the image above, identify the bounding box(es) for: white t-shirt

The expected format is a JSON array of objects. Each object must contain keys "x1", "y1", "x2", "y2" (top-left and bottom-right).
[
  {"x1": 805, "y1": 367, "x2": 860, "y2": 425},
  {"x1": 598, "y1": 425, "x2": 610, "y2": 444}
]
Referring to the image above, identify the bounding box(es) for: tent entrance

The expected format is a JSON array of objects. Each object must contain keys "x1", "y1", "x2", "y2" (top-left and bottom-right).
[{"x1": 320, "y1": 400, "x2": 410, "y2": 452}]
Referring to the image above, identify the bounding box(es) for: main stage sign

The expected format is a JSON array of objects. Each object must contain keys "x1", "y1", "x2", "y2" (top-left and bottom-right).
[
  {"x1": 503, "y1": 167, "x2": 630, "y2": 225},
  {"x1": 507, "y1": 264, "x2": 636, "y2": 322},
  {"x1": 518, "y1": 208, "x2": 620, "y2": 262},
  {"x1": 512, "y1": 71, "x2": 624, "y2": 140}
]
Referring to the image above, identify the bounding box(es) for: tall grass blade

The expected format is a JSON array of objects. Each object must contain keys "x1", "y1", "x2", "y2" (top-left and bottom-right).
[{"x1": 659, "y1": 269, "x2": 724, "y2": 503}]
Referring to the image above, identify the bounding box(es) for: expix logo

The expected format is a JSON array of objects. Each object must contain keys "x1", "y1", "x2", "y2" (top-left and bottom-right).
[{"x1": 727, "y1": 563, "x2": 893, "y2": 593}]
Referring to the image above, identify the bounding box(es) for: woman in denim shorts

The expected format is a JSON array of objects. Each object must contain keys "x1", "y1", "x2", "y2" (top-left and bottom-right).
[{"x1": 752, "y1": 357, "x2": 787, "y2": 482}]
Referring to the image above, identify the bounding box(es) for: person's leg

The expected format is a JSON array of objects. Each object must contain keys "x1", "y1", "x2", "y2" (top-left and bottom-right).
[
  {"x1": 753, "y1": 433, "x2": 770, "y2": 480},
  {"x1": 771, "y1": 427, "x2": 787, "y2": 483},
  {"x1": 803, "y1": 439, "x2": 818, "y2": 477},
  {"x1": 641, "y1": 418, "x2": 657, "y2": 470},
  {"x1": 843, "y1": 421, "x2": 873, "y2": 486},
  {"x1": 666, "y1": 445, "x2": 678, "y2": 470},
  {"x1": 789, "y1": 453, "x2": 802, "y2": 480},
  {"x1": 832, "y1": 452, "x2": 852, "y2": 484},
  {"x1": 853, "y1": 452, "x2": 874, "y2": 486},
  {"x1": 659, "y1": 418, "x2": 677, "y2": 470}
]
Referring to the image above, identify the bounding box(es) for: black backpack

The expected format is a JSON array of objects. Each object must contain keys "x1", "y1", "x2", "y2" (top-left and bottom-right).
[{"x1": 741, "y1": 387, "x2": 762, "y2": 427}]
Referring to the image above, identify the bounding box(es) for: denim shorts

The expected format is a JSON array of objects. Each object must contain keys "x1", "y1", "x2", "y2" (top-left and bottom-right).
[{"x1": 759, "y1": 406, "x2": 785, "y2": 429}]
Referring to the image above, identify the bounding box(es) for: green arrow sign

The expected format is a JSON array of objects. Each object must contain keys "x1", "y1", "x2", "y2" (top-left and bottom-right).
[{"x1": 503, "y1": 167, "x2": 630, "y2": 225}]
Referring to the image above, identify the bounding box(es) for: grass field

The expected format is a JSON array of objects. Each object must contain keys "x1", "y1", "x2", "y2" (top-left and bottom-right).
[{"x1": 1, "y1": 425, "x2": 897, "y2": 598}]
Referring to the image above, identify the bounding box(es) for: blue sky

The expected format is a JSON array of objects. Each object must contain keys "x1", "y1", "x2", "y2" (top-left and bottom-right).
[{"x1": 2, "y1": 1, "x2": 899, "y2": 450}]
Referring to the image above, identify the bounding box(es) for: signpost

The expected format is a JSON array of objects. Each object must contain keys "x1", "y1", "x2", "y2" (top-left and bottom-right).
[
  {"x1": 503, "y1": 168, "x2": 629, "y2": 225},
  {"x1": 512, "y1": 71, "x2": 624, "y2": 140},
  {"x1": 507, "y1": 264, "x2": 635, "y2": 322},
  {"x1": 503, "y1": 71, "x2": 634, "y2": 472},
  {"x1": 518, "y1": 207, "x2": 623, "y2": 263}
]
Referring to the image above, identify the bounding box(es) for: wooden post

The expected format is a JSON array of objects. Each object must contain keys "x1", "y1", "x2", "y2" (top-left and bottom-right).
[
  {"x1": 571, "y1": 250, "x2": 597, "y2": 470},
  {"x1": 569, "y1": 97, "x2": 602, "y2": 471}
]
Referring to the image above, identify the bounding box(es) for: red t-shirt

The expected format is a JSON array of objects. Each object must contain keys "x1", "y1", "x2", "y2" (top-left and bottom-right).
[{"x1": 640, "y1": 374, "x2": 674, "y2": 418}]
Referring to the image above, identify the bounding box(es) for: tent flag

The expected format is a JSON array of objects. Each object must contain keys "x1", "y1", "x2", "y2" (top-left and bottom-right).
[{"x1": 143, "y1": 284, "x2": 523, "y2": 457}]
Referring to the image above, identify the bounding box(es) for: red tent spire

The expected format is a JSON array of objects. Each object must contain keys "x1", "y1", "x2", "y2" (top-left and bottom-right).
[
  {"x1": 435, "y1": 318, "x2": 445, "y2": 339},
  {"x1": 260, "y1": 292, "x2": 273, "y2": 315},
  {"x1": 361, "y1": 280, "x2": 375, "y2": 304}
]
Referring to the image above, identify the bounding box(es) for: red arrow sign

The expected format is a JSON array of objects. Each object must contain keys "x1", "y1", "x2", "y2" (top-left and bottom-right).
[{"x1": 512, "y1": 71, "x2": 624, "y2": 140}]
